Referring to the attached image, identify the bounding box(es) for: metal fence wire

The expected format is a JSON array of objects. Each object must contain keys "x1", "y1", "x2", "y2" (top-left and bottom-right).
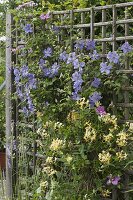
[{"x1": 5, "y1": 2, "x2": 133, "y2": 200}]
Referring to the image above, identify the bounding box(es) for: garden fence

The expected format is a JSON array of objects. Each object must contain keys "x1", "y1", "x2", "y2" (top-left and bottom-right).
[{"x1": 5, "y1": 2, "x2": 133, "y2": 199}]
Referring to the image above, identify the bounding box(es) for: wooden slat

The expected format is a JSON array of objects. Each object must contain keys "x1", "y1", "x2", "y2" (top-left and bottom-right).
[
  {"x1": 70, "y1": 10, "x2": 74, "y2": 51},
  {"x1": 52, "y1": 2, "x2": 133, "y2": 15},
  {"x1": 57, "y1": 19, "x2": 133, "y2": 29},
  {"x1": 124, "y1": 7, "x2": 130, "y2": 121},
  {"x1": 90, "y1": 7, "x2": 94, "y2": 40},
  {"x1": 116, "y1": 70, "x2": 133, "y2": 73},
  {"x1": 81, "y1": 12, "x2": 85, "y2": 39},
  {"x1": 112, "y1": 5, "x2": 117, "y2": 117},
  {"x1": 102, "y1": 9, "x2": 106, "y2": 62},
  {"x1": 6, "y1": 12, "x2": 12, "y2": 199},
  {"x1": 116, "y1": 103, "x2": 133, "y2": 107}
]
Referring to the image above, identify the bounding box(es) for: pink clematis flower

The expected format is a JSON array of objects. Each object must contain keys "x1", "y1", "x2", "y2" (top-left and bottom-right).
[
  {"x1": 96, "y1": 106, "x2": 106, "y2": 116},
  {"x1": 40, "y1": 13, "x2": 50, "y2": 20},
  {"x1": 107, "y1": 175, "x2": 121, "y2": 186}
]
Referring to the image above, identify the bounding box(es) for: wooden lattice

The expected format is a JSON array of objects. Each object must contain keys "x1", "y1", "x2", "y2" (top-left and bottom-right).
[{"x1": 51, "y1": 2, "x2": 133, "y2": 124}]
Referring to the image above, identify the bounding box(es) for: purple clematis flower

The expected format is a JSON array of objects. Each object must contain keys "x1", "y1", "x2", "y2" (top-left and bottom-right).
[
  {"x1": 96, "y1": 106, "x2": 106, "y2": 116},
  {"x1": 107, "y1": 175, "x2": 121, "y2": 186},
  {"x1": 74, "y1": 40, "x2": 85, "y2": 50},
  {"x1": 23, "y1": 24, "x2": 33, "y2": 33},
  {"x1": 91, "y1": 77, "x2": 101, "y2": 88},
  {"x1": 16, "y1": 87, "x2": 23, "y2": 100},
  {"x1": 100, "y1": 62, "x2": 112, "y2": 75},
  {"x1": 50, "y1": 62, "x2": 60, "y2": 77},
  {"x1": 22, "y1": 106, "x2": 29, "y2": 116},
  {"x1": 107, "y1": 51, "x2": 119, "y2": 64},
  {"x1": 59, "y1": 51, "x2": 68, "y2": 62},
  {"x1": 89, "y1": 92, "x2": 102, "y2": 107},
  {"x1": 73, "y1": 59, "x2": 79, "y2": 69},
  {"x1": 39, "y1": 58, "x2": 46, "y2": 66},
  {"x1": 67, "y1": 52, "x2": 76, "y2": 64},
  {"x1": 40, "y1": 13, "x2": 50, "y2": 20},
  {"x1": 72, "y1": 71, "x2": 82, "y2": 82},
  {"x1": 20, "y1": 65, "x2": 29, "y2": 77},
  {"x1": 89, "y1": 50, "x2": 100, "y2": 60},
  {"x1": 73, "y1": 79, "x2": 83, "y2": 92},
  {"x1": 71, "y1": 91, "x2": 81, "y2": 100},
  {"x1": 120, "y1": 42, "x2": 132, "y2": 53},
  {"x1": 28, "y1": 73, "x2": 37, "y2": 89},
  {"x1": 43, "y1": 47, "x2": 52, "y2": 58},
  {"x1": 14, "y1": 68, "x2": 20, "y2": 84},
  {"x1": 86, "y1": 40, "x2": 95, "y2": 50}
]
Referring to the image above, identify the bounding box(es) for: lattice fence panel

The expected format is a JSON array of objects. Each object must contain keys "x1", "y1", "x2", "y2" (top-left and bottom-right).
[
  {"x1": 51, "y1": 2, "x2": 133, "y2": 124},
  {"x1": 6, "y1": 2, "x2": 133, "y2": 200}
]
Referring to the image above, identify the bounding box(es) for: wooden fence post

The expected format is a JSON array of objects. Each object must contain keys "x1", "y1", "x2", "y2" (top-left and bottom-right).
[{"x1": 6, "y1": 12, "x2": 13, "y2": 199}]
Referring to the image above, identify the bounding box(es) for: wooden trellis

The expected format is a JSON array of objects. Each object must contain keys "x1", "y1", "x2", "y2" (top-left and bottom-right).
[
  {"x1": 51, "y1": 2, "x2": 133, "y2": 123},
  {"x1": 5, "y1": 2, "x2": 133, "y2": 200}
]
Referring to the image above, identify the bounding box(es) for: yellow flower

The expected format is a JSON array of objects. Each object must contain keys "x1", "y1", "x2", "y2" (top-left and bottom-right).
[
  {"x1": 67, "y1": 110, "x2": 79, "y2": 121},
  {"x1": 46, "y1": 157, "x2": 53, "y2": 164},
  {"x1": 116, "y1": 131, "x2": 128, "y2": 147},
  {"x1": 101, "y1": 113, "x2": 118, "y2": 131},
  {"x1": 66, "y1": 155, "x2": 73, "y2": 164},
  {"x1": 40, "y1": 181, "x2": 48, "y2": 189},
  {"x1": 77, "y1": 97, "x2": 89, "y2": 109},
  {"x1": 50, "y1": 138, "x2": 64, "y2": 151},
  {"x1": 84, "y1": 126, "x2": 96, "y2": 142},
  {"x1": 103, "y1": 133, "x2": 113, "y2": 143},
  {"x1": 129, "y1": 123, "x2": 133, "y2": 130},
  {"x1": 116, "y1": 150, "x2": 127, "y2": 161},
  {"x1": 54, "y1": 122, "x2": 64, "y2": 130},
  {"x1": 43, "y1": 166, "x2": 57, "y2": 176},
  {"x1": 98, "y1": 150, "x2": 111, "y2": 165},
  {"x1": 43, "y1": 121, "x2": 52, "y2": 128},
  {"x1": 101, "y1": 189, "x2": 111, "y2": 197}
]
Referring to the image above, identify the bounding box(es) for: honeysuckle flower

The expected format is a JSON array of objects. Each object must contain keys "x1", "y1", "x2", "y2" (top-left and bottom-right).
[
  {"x1": 43, "y1": 47, "x2": 52, "y2": 58},
  {"x1": 120, "y1": 41, "x2": 132, "y2": 53},
  {"x1": 100, "y1": 62, "x2": 112, "y2": 75},
  {"x1": 98, "y1": 150, "x2": 111, "y2": 165},
  {"x1": 107, "y1": 51, "x2": 119, "y2": 64},
  {"x1": 116, "y1": 131, "x2": 128, "y2": 147},
  {"x1": 116, "y1": 150, "x2": 127, "y2": 161},
  {"x1": 23, "y1": 24, "x2": 33, "y2": 33},
  {"x1": 40, "y1": 13, "x2": 50, "y2": 20},
  {"x1": 91, "y1": 77, "x2": 101, "y2": 88},
  {"x1": 86, "y1": 40, "x2": 95, "y2": 50},
  {"x1": 89, "y1": 50, "x2": 100, "y2": 60},
  {"x1": 96, "y1": 106, "x2": 106, "y2": 116},
  {"x1": 50, "y1": 138, "x2": 64, "y2": 151}
]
